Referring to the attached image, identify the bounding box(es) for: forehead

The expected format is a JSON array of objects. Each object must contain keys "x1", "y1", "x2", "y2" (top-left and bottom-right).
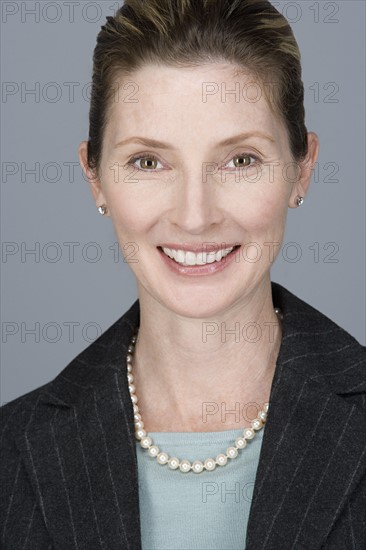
[{"x1": 106, "y1": 63, "x2": 286, "y2": 147}]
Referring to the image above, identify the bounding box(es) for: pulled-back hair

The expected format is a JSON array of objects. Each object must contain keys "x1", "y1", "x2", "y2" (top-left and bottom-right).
[{"x1": 87, "y1": 0, "x2": 308, "y2": 176}]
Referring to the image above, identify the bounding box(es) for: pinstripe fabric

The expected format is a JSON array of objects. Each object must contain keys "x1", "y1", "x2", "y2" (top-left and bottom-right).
[{"x1": 1, "y1": 281, "x2": 365, "y2": 550}]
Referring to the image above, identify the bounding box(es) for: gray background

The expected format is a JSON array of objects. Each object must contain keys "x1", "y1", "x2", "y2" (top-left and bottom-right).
[{"x1": 1, "y1": 1, "x2": 365, "y2": 404}]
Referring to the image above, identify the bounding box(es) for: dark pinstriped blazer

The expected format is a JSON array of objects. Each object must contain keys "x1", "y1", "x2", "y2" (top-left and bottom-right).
[{"x1": 1, "y1": 281, "x2": 365, "y2": 550}]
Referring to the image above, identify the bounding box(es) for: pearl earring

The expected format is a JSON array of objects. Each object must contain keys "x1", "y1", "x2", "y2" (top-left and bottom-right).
[
  {"x1": 97, "y1": 204, "x2": 107, "y2": 215},
  {"x1": 296, "y1": 196, "x2": 304, "y2": 207}
]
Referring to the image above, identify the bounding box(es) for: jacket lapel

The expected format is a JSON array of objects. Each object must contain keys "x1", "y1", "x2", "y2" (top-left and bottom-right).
[
  {"x1": 246, "y1": 283, "x2": 366, "y2": 548},
  {"x1": 245, "y1": 362, "x2": 366, "y2": 549},
  {"x1": 14, "y1": 309, "x2": 142, "y2": 550},
  {"x1": 13, "y1": 283, "x2": 366, "y2": 550}
]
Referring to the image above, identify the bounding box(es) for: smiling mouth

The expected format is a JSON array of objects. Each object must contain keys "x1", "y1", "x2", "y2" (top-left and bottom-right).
[{"x1": 157, "y1": 245, "x2": 241, "y2": 268}]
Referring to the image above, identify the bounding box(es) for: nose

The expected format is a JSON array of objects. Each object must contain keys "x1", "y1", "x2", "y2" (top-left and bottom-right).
[{"x1": 169, "y1": 168, "x2": 224, "y2": 234}]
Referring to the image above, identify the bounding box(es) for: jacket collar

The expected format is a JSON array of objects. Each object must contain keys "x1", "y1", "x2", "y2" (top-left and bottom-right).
[{"x1": 14, "y1": 282, "x2": 366, "y2": 549}]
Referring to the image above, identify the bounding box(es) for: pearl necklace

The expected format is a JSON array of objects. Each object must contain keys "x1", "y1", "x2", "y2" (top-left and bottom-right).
[{"x1": 127, "y1": 307, "x2": 283, "y2": 474}]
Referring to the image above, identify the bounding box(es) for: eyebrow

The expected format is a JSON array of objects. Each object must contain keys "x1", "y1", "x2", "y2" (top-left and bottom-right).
[{"x1": 114, "y1": 131, "x2": 275, "y2": 150}]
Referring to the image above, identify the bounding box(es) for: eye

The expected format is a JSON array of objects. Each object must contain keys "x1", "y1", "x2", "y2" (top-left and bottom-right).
[
  {"x1": 124, "y1": 151, "x2": 261, "y2": 172},
  {"x1": 125, "y1": 153, "x2": 163, "y2": 171},
  {"x1": 224, "y1": 152, "x2": 260, "y2": 170}
]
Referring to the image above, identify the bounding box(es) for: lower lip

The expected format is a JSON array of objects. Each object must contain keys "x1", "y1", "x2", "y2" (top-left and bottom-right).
[{"x1": 157, "y1": 246, "x2": 240, "y2": 277}]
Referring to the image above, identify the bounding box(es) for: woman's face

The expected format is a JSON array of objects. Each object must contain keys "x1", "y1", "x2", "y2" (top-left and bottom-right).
[{"x1": 80, "y1": 63, "x2": 317, "y2": 318}]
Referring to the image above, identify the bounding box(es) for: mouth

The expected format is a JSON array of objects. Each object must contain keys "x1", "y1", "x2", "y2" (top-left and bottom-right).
[{"x1": 157, "y1": 245, "x2": 241, "y2": 267}]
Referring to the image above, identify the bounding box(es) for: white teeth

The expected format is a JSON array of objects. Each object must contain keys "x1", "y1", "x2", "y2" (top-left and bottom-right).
[{"x1": 161, "y1": 246, "x2": 235, "y2": 266}]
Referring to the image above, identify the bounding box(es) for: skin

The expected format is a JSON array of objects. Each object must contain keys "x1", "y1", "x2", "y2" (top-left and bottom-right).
[{"x1": 79, "y1": 63, "x2": 319, "y2": 432}]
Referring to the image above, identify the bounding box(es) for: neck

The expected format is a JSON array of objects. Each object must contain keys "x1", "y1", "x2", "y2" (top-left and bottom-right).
[{"x1": 131, "y1": 280, "x2": 282, "y2": 432}]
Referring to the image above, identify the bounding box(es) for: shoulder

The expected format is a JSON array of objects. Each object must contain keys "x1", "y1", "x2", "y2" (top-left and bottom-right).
[
  {"x1": 1, "y1": 297, "x2": 140, "y2": 446},
  {"x1": 271, "y1": 281, "x2": 366, "y2": 394},
  {"x1": 1, "y1": 383, "x2": 49, "y2": 450},
  {"x1": 272, "y1": 280, "x2": 365, "y2": 350}
]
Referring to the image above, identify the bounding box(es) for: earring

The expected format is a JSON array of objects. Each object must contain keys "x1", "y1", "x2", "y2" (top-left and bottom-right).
[
  {"x1": 295, "y1": 196, "x2": 304, "y2": 207},
  {"x1": 97, "y1": 204, "x2": 108, "y2": 215}
]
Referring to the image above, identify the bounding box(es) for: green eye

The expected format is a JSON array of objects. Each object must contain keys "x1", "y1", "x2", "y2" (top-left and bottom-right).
[
  {"x1": 232, "y1": 154, "x2": 254, "y2": 167},
  {"x1": 125, "y1": 151, "x2": 260, "y2": 172},
  {"x1": 126, "y1": 154, "x2": 161, "y2": 171},
  {"x1": 138, "y1": 157, "x2": 158, "y2": 170}
]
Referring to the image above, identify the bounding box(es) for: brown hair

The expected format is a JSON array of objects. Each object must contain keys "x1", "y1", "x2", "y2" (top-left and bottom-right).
[{"x1": 87, "y1": 0, "x2": 308, "y2": 177}]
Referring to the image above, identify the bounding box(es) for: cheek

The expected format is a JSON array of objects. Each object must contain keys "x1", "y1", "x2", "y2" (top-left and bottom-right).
[
  {"x1": 231, "y1": 189, "x2": 288, "y2": 234},
  {"x1": 232, "y1": 198, "x2": 287, "y2": 266},
  {"x1": 108, "y1": 194, "x2": 158, "y2": 241},
  {"x1": 100, "y1": 170, "x2": 154, "y2": 233},
  {"x1": 111, "y1": 207, "x2": 150, "y2": 237},
  {"x1": 224, "y1": 160, "x2": 292, "y2": 223}
]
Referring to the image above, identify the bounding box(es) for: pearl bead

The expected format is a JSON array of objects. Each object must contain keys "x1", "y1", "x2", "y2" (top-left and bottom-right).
[
  {"x1": 216, "y1": 454, "x2": 228, "y2": 466},
  {"x1": 227, "y1": 447, "x2": 238, "y2": 459},
  {"x1": 128, "y1": 384, "x2": 136, "y2": 394},
  {"x1": 126, "y1": 354, "x2": 133, "y2": 363},
  {"x1": 235, "y1": 437, "x2": 247, "y2": 449},
  {"x1": 192, "y1": 460, "x2": 204, "y2": 473},
  {"x1": 135, "y1": 429, "x2": 146, "y2": 440},
  {"x1": 168, "y1": 457, "x2": 180, "y2": 469},
  {"x1": 147, "y1": 445, "x2": 159, "y2": 457},
  {"x1": 204, "y1": 458, "x2": 216, "y2": 471},
  {"x1": 263, "y1": 403, "x2": 269, "y2": 413},
  {"x1": 133, "y1": 404, "x2": 139, "y2": 414},
  {"x1": 134, "y1": 413, "x2": 142, "y2": 422},
  {"x1": 157, "y1": 452, "x2": 169, "y2": 464},
  {"x1": 131, "y1": 394, "x2": 138, "y2": 404},
  {"x1": 179, "y1": 460, "x2": 191, "y2": 472},
  {"x1": 127, "y1": 364, "x2": 132, "y2": 373},
  {"x1": 135, "y1": 420, "x2": 144, "y2": 430},
  {"x1": 251, "y1": 419, "x2": 263, "y2": 431},
  {"x1": 140, "y1": 436, "x2": 152, "y2": 448},
  {"x1": 243, "y1": 428, "x2": 255, "y2": 439},
  {"x1": 259, "y1": 411, "x2": 267, "y2": 422},
  {"x1": 127, "y1": 373, "x2": 134, "y2": 384}
]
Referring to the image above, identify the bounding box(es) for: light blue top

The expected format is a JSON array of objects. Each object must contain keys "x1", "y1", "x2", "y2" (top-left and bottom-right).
[{"x1": 136, "y1": 426, "x2": 265, "y2": 550}]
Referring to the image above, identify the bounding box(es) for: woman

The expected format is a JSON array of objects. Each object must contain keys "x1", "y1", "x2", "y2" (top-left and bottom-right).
[{"x1": 1, "y1": 1, "x2": 365, "y2": 549}]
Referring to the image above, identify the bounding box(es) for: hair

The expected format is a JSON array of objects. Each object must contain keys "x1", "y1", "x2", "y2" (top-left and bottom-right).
[{"x1": 87, "y1": 0, "x2": 308, "y2": 177}]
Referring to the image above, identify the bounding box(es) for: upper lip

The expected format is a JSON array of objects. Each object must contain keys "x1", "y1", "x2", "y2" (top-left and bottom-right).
[{"x1": 158, "y1": 243, "x2": 240, "y2": 253}]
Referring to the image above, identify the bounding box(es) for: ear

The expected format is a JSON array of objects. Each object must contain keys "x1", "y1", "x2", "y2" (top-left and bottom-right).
[
  {"x1": 288, "y1": 131, "x2": 320, "y2": 208},
  {"x1": 78, "y1": 141, "x2": 109, "y2": 216}
]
